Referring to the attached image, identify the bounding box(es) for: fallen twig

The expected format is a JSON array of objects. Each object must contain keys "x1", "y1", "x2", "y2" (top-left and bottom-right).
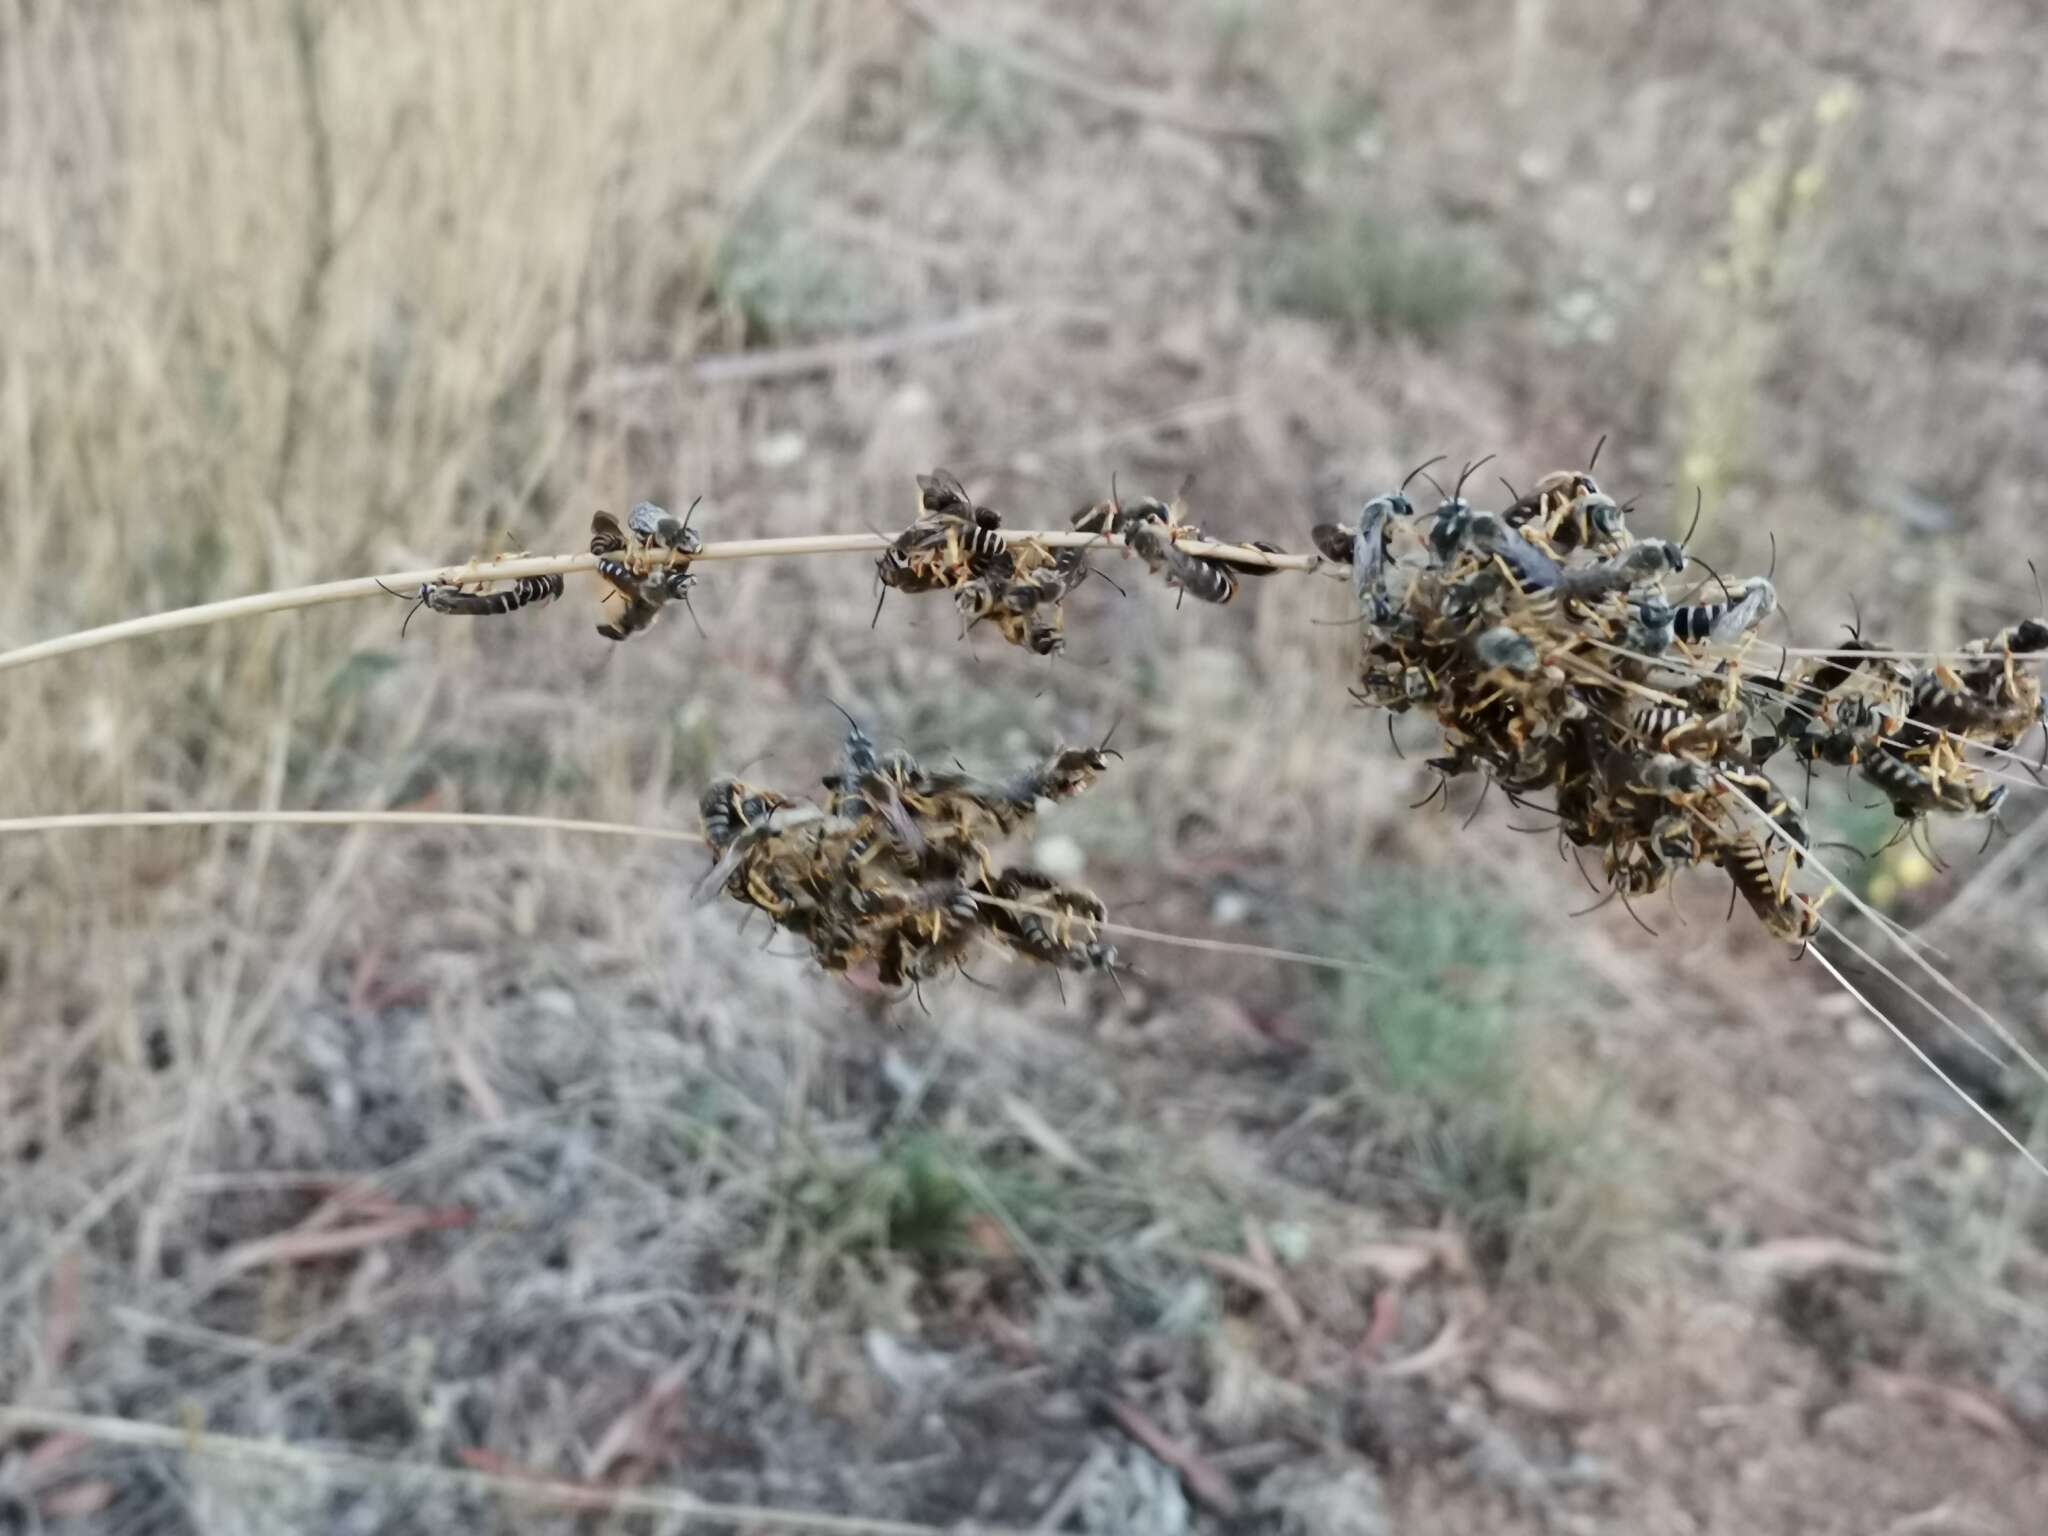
[{"x1": 1100, "y1": 1396, "x2": 1239, "y2": 1518}]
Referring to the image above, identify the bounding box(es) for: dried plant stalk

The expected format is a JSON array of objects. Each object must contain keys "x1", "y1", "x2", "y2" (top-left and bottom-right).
[{"x1": 0, "y1": 532, "x2": 1319, "y2": 676}]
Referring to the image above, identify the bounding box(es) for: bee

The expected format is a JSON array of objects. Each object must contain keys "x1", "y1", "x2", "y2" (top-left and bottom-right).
[
  {"x1": 1624, "y1": 594, "x2": 1677, "y2": 656},
  {"x1": 590, "y1": 508, "x2": 701, "y2": 642},
  {"x1": 1462, "y1": 512, "x2": 1563, "y2": 593},
  {"x1": 1629, "y1": 753, "x2": 1713, "y2": 799},
  {"x1": 693, "y1": 780, "x2": 824, "y2": 905},
  {"x1": 1072, "y1": 483, "x2": 1168, "y2": 538},
  {"x1": 595, "y1": 565, "x2": 697, "y2": 642},
  {"x1": 591, "y1": 511, "x2": 629, "y2": 557},
  {"x1": 916, "y1": 467, "x2": 977, "y2": 520},
  {"x1": 700, "y1": 778, "x2": 790, "y2": 854},
  {"x1": 1312, "y1": 456, "x2": 1447, "y2": 574},
  {"x1": 1725, "y1": 769, "x2": 1812, "y2": 856},
  {"x1": 1471, "y1": 625, "x2": 1540, "y2": 677},
  {"x1": 1719, "y1": 831, "x2": 1827, "y2": 944},
  {"x1": 948, "y1": 722, "x2": 1121, "y2": 826},
  {"x1": 1671, "y1": 576, "x2": 1776, "y2": 645},
  {"x1": 626, "y1": 498, "x2": 704, "y2": 556},
  {"x1": 822, "y1": 703, "x2": 926, "y2": 865},
  {"x1": 1859, "y1": 748, "x2": 2005, "y2": 821},
  {"x1": 983, "y1": 868, "x2": 1116, "y2": 973},
  {"x1": 379, "y1": 573, "x2": 566, "y2": 639},
  {"x1": 1551, "y1": 539, "x2": 1686, "y2": 606},
  {"x1": 1497, "y1": 439, "x2": 1637, "y2": 556},
  {"x1": 1124, "y1": 519, "x2": 1243, "y2": 605}
]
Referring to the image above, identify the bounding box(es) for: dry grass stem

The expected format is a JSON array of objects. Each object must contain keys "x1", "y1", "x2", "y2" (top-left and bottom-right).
[
  {"x1": 0, "y1": 1407, "x2": 1032, "y2": 1536},
  {"x1": 0, "y1": 810, "x2": 704, "y2": 844},
  {"x1": 0, "y1": 532, "x2": 1317, "y2": 676}
]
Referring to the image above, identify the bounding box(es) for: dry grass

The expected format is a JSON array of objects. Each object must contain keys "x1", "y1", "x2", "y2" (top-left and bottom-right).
[{"x1": 7, "y1": 0, "x2": 2048, "y2": 1530}]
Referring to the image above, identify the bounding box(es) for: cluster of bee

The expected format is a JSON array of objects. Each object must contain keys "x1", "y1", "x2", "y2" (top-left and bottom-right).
[
  {"x1": 1314, "y1": 447, "x2": 2047, "y2": 945},
  {"x1": 589, "y1": 501, "x2": 703, "y2": 642},
  {"x1": 1767, "y1": 609, "x2": 2043, "y2": 832},
  {"x1": 875, "y1": 469, "x2": 1094, "y2": 655},
  {"x1": 696, "y1": 709, "x2": 1123, "y2": 991},
  {"x1": 382, "y1": 501, "x2": 704, "y2": 643}
]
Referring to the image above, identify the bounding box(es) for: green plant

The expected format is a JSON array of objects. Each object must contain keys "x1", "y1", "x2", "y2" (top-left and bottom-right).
[
  {"x1": 1262, "y1": 210, "x2": 1489, "y2": 342},
  {"x1": 1321, "y1": 872, "x2": 1646, "y2": 1281}
]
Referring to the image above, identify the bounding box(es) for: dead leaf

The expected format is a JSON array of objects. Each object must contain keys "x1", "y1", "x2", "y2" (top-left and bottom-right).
[
  {"x1": 1860, "y1": 1368, "x2": 2023, "y2": 1444},
  {"x1": 37, "y1": 1479, "x2": 113, "y2": 1518},
  {"x1": 964, "y1": 1213, "x2": 1017, "y2": 1263},
  {"x1": 1341, "y1": 1241, "x2": 1440, "y2": 1287},
  {"x1": 1358, "y1": 1287, "x2": 1402, "y2": 1359},
  {"x1": 212, "y1": 1208, "x2": 474, "y2": 1281},
  {"x1": 1195, "y1": 1250, "x2": 1305, "y2": 1339},
  {"x1": 1103, "y1": 1395, "x2": 1240, "y2": 1517},
  {"x1": 41, "y1": 1251, "x2": 82, "y2": 1375},
  {"x1": 584, "y1": 1362, "x2": 689, "y2": 1484},
  {"x1": 19, "y1": 1431, "x2": 89, "y2": 1481},
  {"x1": 1737, "y1": 1237, "x2": 1904, "y2": 1280},
  {"x1": 1000, "y1": 1094, "x2": 1095, "y2": 1174},
  {"x1": 1374, "y1": 1312, "x2": 1475, "y2": 1380},
  {"x1": 453, "y1": 1449, "x2": 610, "y2": 1511},
  {"x1": 1485, "y1": 1363, "x2": 1581, "y2": 1419}
]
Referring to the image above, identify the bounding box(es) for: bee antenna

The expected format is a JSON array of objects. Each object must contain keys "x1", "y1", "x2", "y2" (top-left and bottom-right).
[
  {"x1": 1401, "y1": 454, "x2": 1449, "y2": 495},
  {"x1": 1498, "y1": 475, "x2": 1523, "y2": 505},
  {"x1": 681, "y1": 593, "x2": 708, "y2": 640},
  {"x1": 826, "y1": 698, "x2": 861, "y2": 734},
  {"x1": 1846, "y1": 594, "x2": 1863, "y2": 642},
  {"x1": 1766, "y1": 529, "x2": 1778, "y2": 583},
  {"x1": 1680, "y1": 486, "x2": 1703, "y2": 549},
  {"x1": 680, "y1": 495, "x2": 702, "y2": 536},
  {"x1": 1418, "y1": 469, "x2": 1450, "y2": 504},
  {"x1": 1688, "y1": 552, "x2": 1736, "y2": 604},
  {"x1": 389, "y1": 583, "x2": 429, "y2": 640},
  {"x1": 2031, "y1": 558, "x2": 2044, "y2": 614},
  {"x1": 1616, "y1": 886, "x2": 1661, "y2": 938},
  {"x1": 1453, "y1": 454, "x2": 1496, "y2": 499},
  {"x1": 870, "y1": 585, "x2": 888, "y2": 630},
  {"x1": 1098, "y1": 713, "x2": 1124, "y2": 757},
  {"x1": 1587, "y1": 432, "x2": 1607, "y2": 473},
  {"x1": 1092, "y1": 566, "x2": 1129, "y2": 598},
  {"x1": 373, "y1": 578, "x2": 406, "y2": 600}
]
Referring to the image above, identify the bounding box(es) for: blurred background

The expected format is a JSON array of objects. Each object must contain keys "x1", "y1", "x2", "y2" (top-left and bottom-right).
[{"x1": 3, "y1": 1, "x2": 2046, "y2": 1529}]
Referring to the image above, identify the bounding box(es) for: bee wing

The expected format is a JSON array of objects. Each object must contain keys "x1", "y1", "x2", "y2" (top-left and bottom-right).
[
  {"x1": 691, "y1": 835, "x2": 754, "y2": 905},
  {"x1": 1310, "y1": 522, "x2": 1356, "y2": 564},
  {"x1": 916, "y1": 468, "x2": 971, "y2": 517},
  {"x1": 870, "y1": 785, "x2": 927, "y2": 858}
]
